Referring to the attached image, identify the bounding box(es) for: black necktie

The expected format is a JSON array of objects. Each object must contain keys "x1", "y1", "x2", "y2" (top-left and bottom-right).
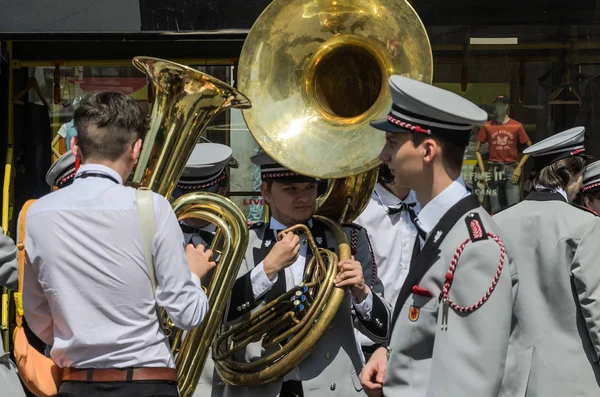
[
  {"x1": 389, "y1": 202, "x2": 427, "y2": 242},
  {"x1": 388, "y1": 202, "x2": 416, "y2": 215}
]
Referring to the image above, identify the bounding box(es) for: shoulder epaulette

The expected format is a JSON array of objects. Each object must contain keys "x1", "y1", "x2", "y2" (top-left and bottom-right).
[
  {"x1": 571, "y1": 203, "x2": 599, "y2": 216},
  {"x1": 464, "y1": 212, "x2": 489, "y2": 242}
]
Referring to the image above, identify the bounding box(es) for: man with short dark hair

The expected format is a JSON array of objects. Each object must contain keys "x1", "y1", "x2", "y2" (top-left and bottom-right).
[
  {"x1": 359, "y1": 76, "x2": 518, "y2": 397},
  {"x1": 22, "y1": 92, "x2": 214, "y2": 397}
]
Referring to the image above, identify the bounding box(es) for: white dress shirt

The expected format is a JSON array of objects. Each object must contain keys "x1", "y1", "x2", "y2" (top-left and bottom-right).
[
  {"x1": 353, "y1": 184, "x2": 419, "y2": 350},
  {"x1": 249, "y1": 217, "x2": 311, "y2": 298},
  {"x1": 415, "y1": 179, "x2": 471, "y2": 247},
  {"x1": 354, "y1": 184, "x2": 420, "y2": 310},
  {"x1": 22, "y1": 164, "x2": 208, "y2": 369}
]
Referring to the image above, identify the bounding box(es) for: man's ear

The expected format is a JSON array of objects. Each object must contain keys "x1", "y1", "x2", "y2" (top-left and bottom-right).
[
  {"x1": 260, "y1": 181, "x2": 272, "y2": 204},
  {"x1": 71, "y1": 137, "x2": 82, "y2": 160},
  {"x1": 132, "y1": 139, "x2": 143, "y2": 162},
  {"x1": 422, "y1": 138, "x2": 438, "y2": 164}
]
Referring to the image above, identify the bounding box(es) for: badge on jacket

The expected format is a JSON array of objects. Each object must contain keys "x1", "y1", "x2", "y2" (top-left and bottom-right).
[{"x1": 409, "y1": 306, "x2": 420, "y2": 322}]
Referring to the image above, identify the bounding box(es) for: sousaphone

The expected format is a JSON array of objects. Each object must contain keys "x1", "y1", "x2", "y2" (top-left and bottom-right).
[{"x1": 213, "y1": 0, "x2": 433, "y2": 386}]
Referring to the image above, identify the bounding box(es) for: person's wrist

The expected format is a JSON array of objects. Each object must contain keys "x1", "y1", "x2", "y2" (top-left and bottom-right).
[
  {"x1": 263, "y1": 256, "x2": 277, "y2": 280},
  {"x1": 383, "y1": 345, "x2": 392, "y2": 359},
  {"x1": 351, "y1": 284, "x2": 369, "y2": 303}
]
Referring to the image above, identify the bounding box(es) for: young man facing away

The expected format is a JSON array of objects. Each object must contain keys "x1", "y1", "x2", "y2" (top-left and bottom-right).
[
  {"x1": 22, "y1": 92, "x2": 215, "y2": 397},
  {"x1": 494, "y1": 127, "x2": 600, "y2": 396}
]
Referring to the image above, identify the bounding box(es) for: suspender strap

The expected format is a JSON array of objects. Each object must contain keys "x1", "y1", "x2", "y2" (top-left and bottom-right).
[
  {"x1": 136, "y1": 188, "x2": 157, "y2": 292},
  {"x1": 135, "y1": 188, "x2": 164, "y2": 333}
]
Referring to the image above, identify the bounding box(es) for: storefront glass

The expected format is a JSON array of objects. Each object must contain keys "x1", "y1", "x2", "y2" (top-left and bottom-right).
[{"x1": 20, "y1": 12, "x2": 600, "y2": 217}]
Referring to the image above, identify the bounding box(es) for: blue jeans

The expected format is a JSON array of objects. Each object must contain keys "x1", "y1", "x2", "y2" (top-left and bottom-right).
[{"x1": 488, "y1": 162, "x2": 521, "y2": 214}]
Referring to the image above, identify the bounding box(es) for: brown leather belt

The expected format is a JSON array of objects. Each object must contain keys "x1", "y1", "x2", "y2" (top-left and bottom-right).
[{"x1": 61, "y1": 367, "x2": 178, "y2": 383}]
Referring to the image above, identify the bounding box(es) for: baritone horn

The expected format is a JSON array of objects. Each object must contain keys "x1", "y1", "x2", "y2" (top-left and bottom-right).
[
  {"x1": 131, "y1": 56, "x2": 251, "y2": 397},
  {"x1": 213, "y1": 0, "x2": 433, "y2": 386}
]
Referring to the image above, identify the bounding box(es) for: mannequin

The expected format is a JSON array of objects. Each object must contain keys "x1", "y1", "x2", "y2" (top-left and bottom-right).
[
  {"x1": 475, "y1": 95, "x2": 532, "y2": 213},
  {"x1": 51, "y1": 98, "x2": 81, "y2": 158}
]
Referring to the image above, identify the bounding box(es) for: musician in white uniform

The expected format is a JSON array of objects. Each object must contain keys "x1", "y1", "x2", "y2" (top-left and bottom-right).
[{"x1": 353, "y1": 163, "x2": 420, "y2": 361}]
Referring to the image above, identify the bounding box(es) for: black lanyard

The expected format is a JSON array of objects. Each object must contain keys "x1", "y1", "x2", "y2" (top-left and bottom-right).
[{"x1": 75, "y1": 172, "x2": 120, "y2": 185}]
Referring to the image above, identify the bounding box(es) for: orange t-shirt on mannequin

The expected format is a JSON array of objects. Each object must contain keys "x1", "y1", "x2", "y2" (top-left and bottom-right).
[{"x1": 477, "y1": 118, "x2": 530, "y2": 163}]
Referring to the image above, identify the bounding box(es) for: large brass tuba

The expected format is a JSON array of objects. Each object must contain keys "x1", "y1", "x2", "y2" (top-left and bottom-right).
[
  {"x1": 213, "y1": 0, "x2": 433, "y2": 386},
  {"x1": 131, "y1": 57, "x2": 251, "y2": 396}
]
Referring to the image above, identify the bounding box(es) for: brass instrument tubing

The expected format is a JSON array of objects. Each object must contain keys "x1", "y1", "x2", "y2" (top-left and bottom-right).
[
  {"x1": 209, "y1": 227, "x2": 223, "y2": 259},
  {"x1": 338, "y1": 196, "x2": 352, "y2": 224},
  {"x1": 231, "y1": 308, "x2": 289, "y2": 344},
  {"x1": 218, "y1": 246, "x2": 338, "y2": 373}
]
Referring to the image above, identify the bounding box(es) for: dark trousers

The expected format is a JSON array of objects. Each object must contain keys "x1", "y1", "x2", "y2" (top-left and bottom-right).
[{"x1": 58, "y1": 380, "x2": 179, "y2": 397}]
